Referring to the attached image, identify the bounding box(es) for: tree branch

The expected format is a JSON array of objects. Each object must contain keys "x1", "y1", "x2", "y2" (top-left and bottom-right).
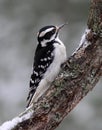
[{"x1": 0, "y1": 0, "x2": 102, "y2": 130}]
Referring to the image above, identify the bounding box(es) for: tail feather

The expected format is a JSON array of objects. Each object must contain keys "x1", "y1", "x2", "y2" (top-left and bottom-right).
[{"x1": 26, "y1": 92, "x2": 34, "y2": 108}]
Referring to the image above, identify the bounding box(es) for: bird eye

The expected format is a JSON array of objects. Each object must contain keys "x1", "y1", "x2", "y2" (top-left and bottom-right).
[{"x1": 44, "y1": 29, "x2": 56, "y2": 40}]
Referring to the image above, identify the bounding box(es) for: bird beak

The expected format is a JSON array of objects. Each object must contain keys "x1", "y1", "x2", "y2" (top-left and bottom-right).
[{"x1": 57, "y1": 23, "x2": 68, "y2": 32}]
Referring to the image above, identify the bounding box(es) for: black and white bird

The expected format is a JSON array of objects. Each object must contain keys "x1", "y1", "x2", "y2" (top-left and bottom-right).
[{"x1": 26, "y1": 24, "x2": 67, "y2": 108}]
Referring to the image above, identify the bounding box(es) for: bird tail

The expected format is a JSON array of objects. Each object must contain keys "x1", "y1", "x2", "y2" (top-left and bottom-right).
[{"x1": 26, "y1": 92, "x2": 33, "y2": 108}]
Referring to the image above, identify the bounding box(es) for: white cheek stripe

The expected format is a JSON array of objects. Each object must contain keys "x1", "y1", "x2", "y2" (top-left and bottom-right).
[{"x1": 39, "y1": 27, "x2": 54, "y2": 37}]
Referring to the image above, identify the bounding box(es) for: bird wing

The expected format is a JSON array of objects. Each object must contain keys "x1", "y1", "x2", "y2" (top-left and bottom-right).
[{"x1": 26, "y1": 44, "x2": 54, "y2": 107}]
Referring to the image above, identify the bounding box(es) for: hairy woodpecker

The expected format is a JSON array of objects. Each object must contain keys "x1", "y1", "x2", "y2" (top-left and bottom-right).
[{"x1": 26, "y1": 24, "x2": 67, "y2": 107}]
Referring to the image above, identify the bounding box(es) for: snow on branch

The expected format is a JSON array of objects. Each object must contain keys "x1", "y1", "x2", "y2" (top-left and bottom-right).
[
  {"x1": 73, "y1": 28, "x2": 91, "y2": 55},
  {"x1": 0, "y1": 111, "x2": 33, "y2": 130}
]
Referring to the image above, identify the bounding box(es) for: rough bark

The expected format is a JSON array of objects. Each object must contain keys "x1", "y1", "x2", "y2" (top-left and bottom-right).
[{"x1": 5, "y1": 0, "x2": 102, "y2": 130}]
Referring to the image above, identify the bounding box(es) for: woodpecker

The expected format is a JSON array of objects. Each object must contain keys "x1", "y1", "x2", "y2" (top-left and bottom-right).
[{"x1": 26, "y1": 24, "x2": 67, "y2": 108}]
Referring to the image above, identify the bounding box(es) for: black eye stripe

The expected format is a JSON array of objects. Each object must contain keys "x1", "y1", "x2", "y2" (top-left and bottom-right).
[
  {"x1": 44, "y1": 32, "x2": 51, "y2": 39},
  {"x1": 44, "y1": 29, "x2": 56, "y2": 40}
]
